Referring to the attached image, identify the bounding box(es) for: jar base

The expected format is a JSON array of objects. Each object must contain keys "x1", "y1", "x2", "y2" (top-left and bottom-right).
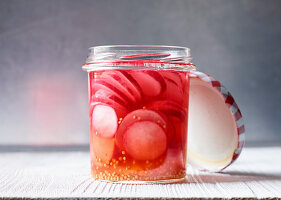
[{"x1": 92, "y1": 177, "x2": 186, "y2": 184}]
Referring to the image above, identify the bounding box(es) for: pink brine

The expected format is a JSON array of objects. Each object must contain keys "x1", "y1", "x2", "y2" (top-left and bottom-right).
[{"x1": 89, "y1": 69, "x2": 189, "y2": 182}]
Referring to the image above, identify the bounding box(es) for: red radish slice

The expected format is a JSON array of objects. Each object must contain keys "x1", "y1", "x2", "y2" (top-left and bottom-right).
[
  {"x1": 146, "y1": 71, "x2": 167, "y2": 93},
  {"x1": 94, "y1": 89, "x2": 126, "y2": 107},
  {"x1": 178, "y1": 72, "x2": 188, "y2": 92},
  {"x1": 161, "y1": 71, "x2": 183, "y2": 88},
  {"x1": 91, "y1": 90, "x2": 127, "y2": 118},
  {"x1": 118, "y1": 70, "x2": 143, "y2": 100},
  {"x1": 92, "y1": 104, "x2": 118, "y2": 138},
  {"x1": 93, "y1": 89, "x2": 128, "y2": 117},
  {"x1": 123, "y1": 121, "x2": 167, "y2": 160},
  {"x1": 91, "y1": 134, "x2": 115, "y2": 162},
  {"x1": 130, "y1": 71, "x2": 166, "y2": 97},
  {"x1": 161, "y1": 79, "x2": 184, "y2": 104},
  {"x1": 157, "y1": 112, "x2": 175, "y2": 144},
  {"x1": 131, "y1": 72, "x2": 160, "y2": 97},
  {"x1": 179, "y1": 72, "x2": 187, "y2": 86},
  {"x1": 92, "y1": 80, "x2": 131, "y2": 105},
  {"x1": 109, "y1": 72, "x2": 139, "y2": 102},
  {"x1": 89, "y1": 101, "x2": 127, "y2": 125},
  {"x1": 169, "y1": 116, "x2": 188, "y2": 154},
  {"x1": 147, "y1": 100, "x2": 186, "y2": 120},
  {"x1": 115, "y1": 109, "x2": 168, "y2": 150},
  {"x1": 101, "y1": 73, "x2": 138, "y2": 103},
  {"x1": 92, "y1": 82, "x2": 126, "y2": 104}
]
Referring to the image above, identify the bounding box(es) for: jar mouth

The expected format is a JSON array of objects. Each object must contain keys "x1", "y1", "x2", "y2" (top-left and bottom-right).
[
  {"x1": 89, "y1": 45, "x2": 189, "y2": 53},
  {"x1": 83, "y1": 45, "x2": 195, "y2": 71}
]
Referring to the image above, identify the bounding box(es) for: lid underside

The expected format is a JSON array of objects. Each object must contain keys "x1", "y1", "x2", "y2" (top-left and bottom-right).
[{"x1": 188, "y1": 78, "x2": 239, "y2": 171}]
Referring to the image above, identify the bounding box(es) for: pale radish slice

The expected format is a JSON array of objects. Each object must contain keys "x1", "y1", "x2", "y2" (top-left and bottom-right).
[
  {"x1": 109, "y1": 72, "x2": 139, "y2": 102},
  {"x1": 89, "y1": 101, "x2": 127, "y2": 128},
  {"x1": 115, "y1": 109, "x2": 168, "y2": 150},
  {"x1": 131, "y1": 71, "x2": 166, "y2": 97},
  {"x1": 92, "y1": 104, "x2": 118, "y2": 138},
  {"x1": 147, "y1": 100, "x2": 186, "y2": 120},
  {"x1": 91, "y1": 134, "x2": 115, "y2": 162},
  {"x1": 92, "y1": 80, "x2": 131, "y2": 104},
  {"x1": 118, "y1": 70, "x2": 143, "y2": 100},
  {"x1": 161, "y1": 79, "x2": 184, "y2": 104},
  {"x1": 101, "y1": 73, "x2": 138, "y2": 103},
  {"x1": 188, "y1": 77, "x2": 241, "y2": 171},
  {"x1": 123, "y1": 121, "x2": 167, "y2": 160},
  {"x1": 93, "y1": 89, "x2": 128, "y2": 117}
]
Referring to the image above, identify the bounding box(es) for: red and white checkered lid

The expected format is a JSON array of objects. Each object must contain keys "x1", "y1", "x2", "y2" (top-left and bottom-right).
[{"x1": 188, "y1": 70, "x2": 245, "y2": 172}]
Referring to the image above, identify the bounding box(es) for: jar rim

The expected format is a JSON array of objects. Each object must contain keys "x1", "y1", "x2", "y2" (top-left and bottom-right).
[
  {"x1": 83, "y1": 45, "x2": 195, "y2": 71},
  {"x1": 89, "y1": 45, "x2": 189, "y2": 51}
]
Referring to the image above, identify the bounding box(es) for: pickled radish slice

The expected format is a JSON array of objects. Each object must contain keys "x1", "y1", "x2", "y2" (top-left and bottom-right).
[
  {"x1": 161, "y1": 72, "x2": 182, "y2": 87},
  {"x1": 91, "y1": 134, "x2": 115, "y2": 162},
  {"x1": 157, "y1": 113, "x2": 175, "y2": 144},
  {"x1": 161, "y1": 79, "x2": 184, "y2": 104},
  {"x1": 147, "y1": 100, "x2": 186, "y2": 120},
  {"x1": 93, "y1": 80, "x2": 132, "y2": 104},
  {"x1": 93, "y1": 89, "x2": 128, "y2": 117},
  {"x1": 131, "y1": 71, "x2": 166, "y2": 97},
  {"x1": 147, "y1": 71, "x2": 167, "y2": 93},
  {"x1": 118, "y1": 70, "x2": 143, "y2": 100},
  {"x1": 101, "y1": 73, "x2": 137, "y2": 103},
  {"x1": 94, "y1": 89, "x2": 126, "y2": 108},
  {"x1": 92, "y1": 104, "x2": 118, "y2": 138},
  {"x1": 92, "y1": 82, "x2": 126, "y2": 104},
  {"x1": 124, "y1": 121, "x2": 167, "y2": 160},
  {"x1": 169, "y1": 116, "x2": 188, "y2": 152},
  {"x1": 179, "y1": 72, "x2": 187, "y2": 91},
  {"x1": 115, "y1": 109, "x2": 168, "y2": 150}
]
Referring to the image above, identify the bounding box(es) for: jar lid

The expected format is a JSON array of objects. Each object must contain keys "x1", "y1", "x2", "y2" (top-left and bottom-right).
[{"x1": 188, "y1": 71, "x2": 245, "y2": 171}]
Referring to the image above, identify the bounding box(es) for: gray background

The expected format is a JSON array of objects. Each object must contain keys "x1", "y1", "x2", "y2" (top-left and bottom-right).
[{"x1": 0, "y1": 0, "x2": 280, "y2": 145}]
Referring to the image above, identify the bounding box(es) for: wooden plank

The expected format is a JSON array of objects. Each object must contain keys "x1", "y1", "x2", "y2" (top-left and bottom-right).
[{"x1": 0, "y1": 147, "x2": 280, "y2": 199}]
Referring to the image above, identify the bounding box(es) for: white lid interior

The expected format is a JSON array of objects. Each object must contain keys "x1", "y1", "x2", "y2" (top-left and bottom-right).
[{"x1": 188, "y1": 78, "x2": 238, "y2": 171}]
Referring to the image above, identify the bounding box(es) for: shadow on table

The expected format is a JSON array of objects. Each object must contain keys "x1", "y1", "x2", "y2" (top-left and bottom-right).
[{"x1": 184, "y1": 171, "x2": 281, "y2": 184}]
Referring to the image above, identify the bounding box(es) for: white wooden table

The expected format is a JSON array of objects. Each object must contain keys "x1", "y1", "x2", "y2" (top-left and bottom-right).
[{"x1": 0, "y1": 145, "x2": 280, "y2": 199}]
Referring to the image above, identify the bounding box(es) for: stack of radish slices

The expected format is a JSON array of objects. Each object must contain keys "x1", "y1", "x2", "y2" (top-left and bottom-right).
[
  {"x1": 89, "y1": 69, "x2": 188, "y2": 181},
  {"x1": 89, "y1": 69, "x2": 245, "y2": 181}
]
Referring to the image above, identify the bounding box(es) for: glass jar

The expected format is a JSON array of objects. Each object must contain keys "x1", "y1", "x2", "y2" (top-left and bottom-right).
[{"x1": 82, "y1": 45, "x2": 195, "y2": 184}]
